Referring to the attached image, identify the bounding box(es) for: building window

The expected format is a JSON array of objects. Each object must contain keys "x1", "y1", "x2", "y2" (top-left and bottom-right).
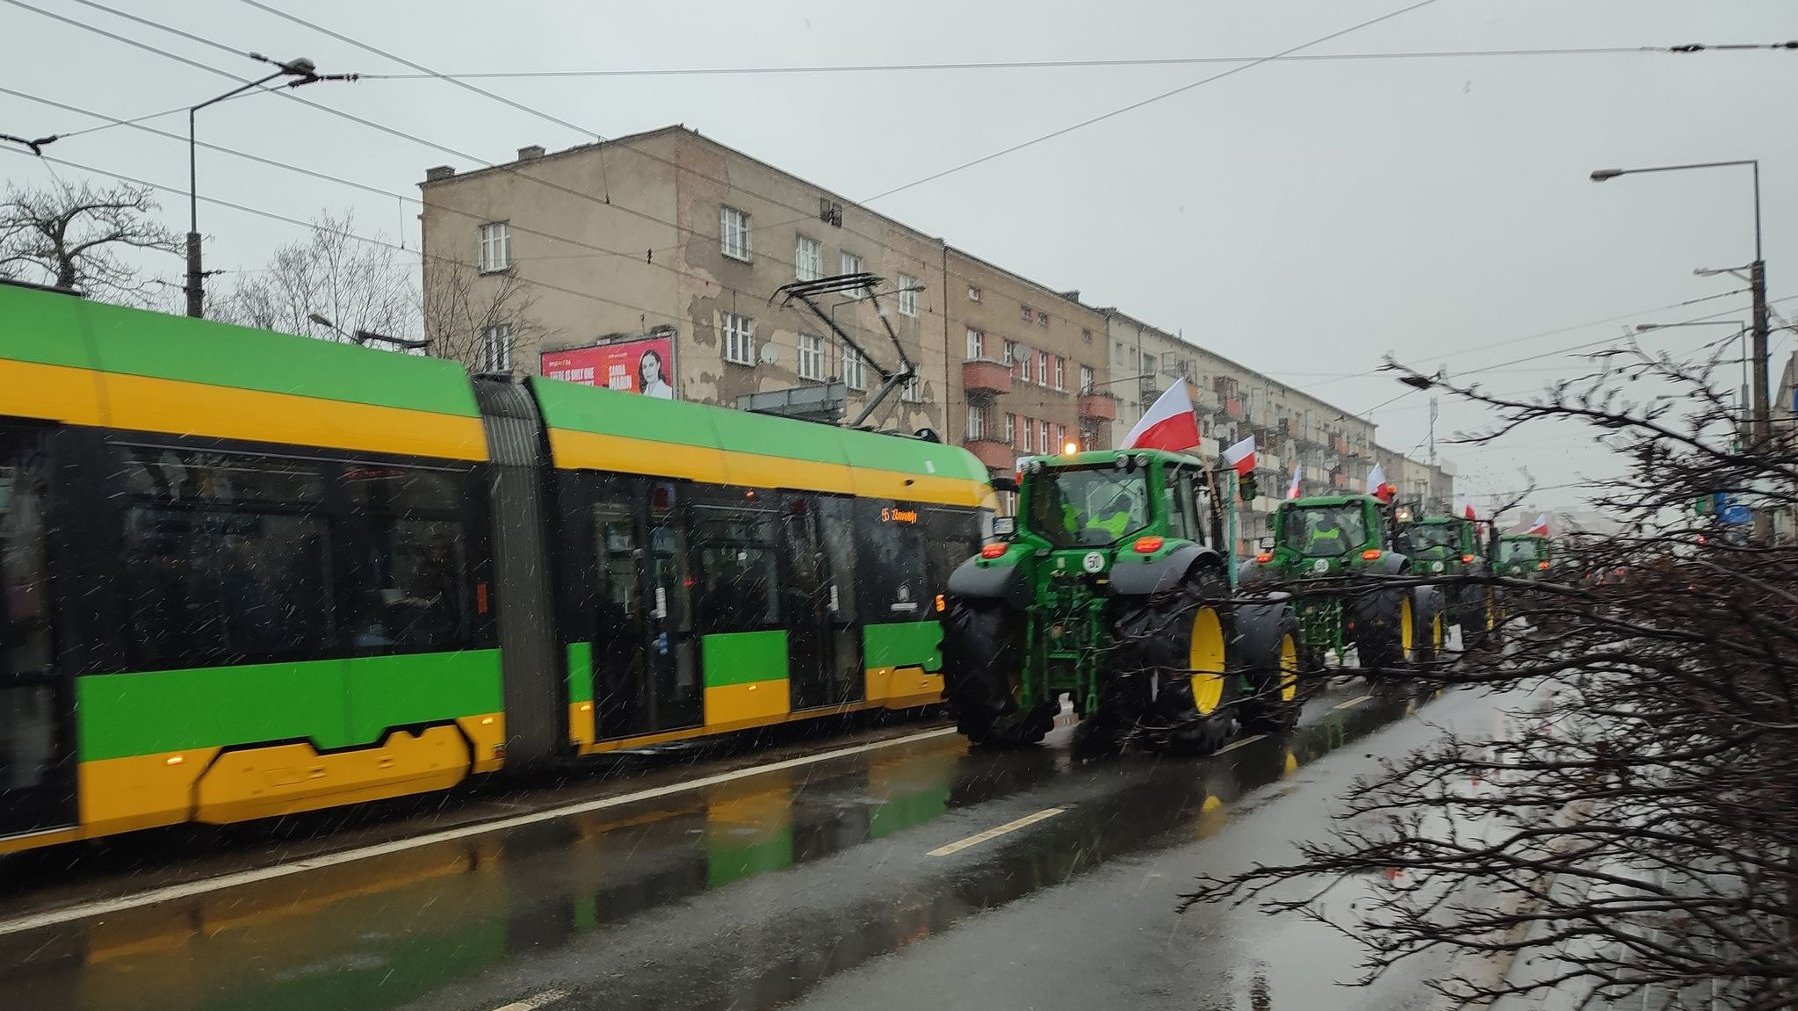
[
  {"x1": 1037, "y1": 310, "x2": 1049, "y2": 327},
  {"x1": 966, "y1": 327, "x2": 985, "y2": 361},
  {"x1": 481, "y1": 323, "x2": 513, "y2": 371},
  {"x1": 720, "y1": 205, "x2": 752, "y2": 261},
  {"x1": 722, "y1": 312, "x2": 754, "y2": 365},
  {"x1": 798, "y1": 332, "x2": 825, "y2": 381},
  {"x1": 840, "y1": 250, "x2": 863, "y2": 280},
  {"x1": 1014, "y1": 343, "x2": 1031, "y2": 384},
  {"x1": 1002, "y1": 340, "x2": 1017, "y2": 369},
  {"x1": 1052, "y1": 423, "x2": 1066, "y2": 453},
  {"x1": 795, "y1": 235, "x2": 822, "y2": 281},
  {"x1": 1020, "y1": 303, "x2": 1033, "y2": 323},
  {"x1": 966, "y1": 405, "x2": 989, "y2": 441},
  {"x1": 1079, "y1": 364, "x2": 1094, "y2": 394},
  {"x1": 1021, "y1": 417, "x2": 1034, "y2": 453},
  {"x1": 1038, "y1": 419, "x2": 1050, "y2": 451},
  {"x1": 1005, "y1": 413, "x2": 1017, "y2": 446},
  {"x1": 1036, "y1": 350, "x2": 1050, "y2": 386},
  {"x1": 897, "y1": 273, "x2": 919, "y2": 316},
  {"x1": 477, "y1": 222, "x2": 510, "y2": 273},
  {"x1": 841, "y1": 342, "x2": 866, "y2": 390},
  {"x1": 1082, "y1": 328, "x2": 1093, "y2": 345},
  {"x1": 901, "y1": 374, "x2": 920, "y2": 402},
  {"x1": 1054, "y1": 355, "x2": 1066, "y2": 391},
  {"x1": 967, "y1": 285, "x2": 981, "y2": 303}
]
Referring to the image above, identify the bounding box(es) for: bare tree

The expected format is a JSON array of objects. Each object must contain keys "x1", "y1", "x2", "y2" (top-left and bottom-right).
[
  {"x1": 0, "y1": 179, "x2": 178, "y2": 303},
  {"x1": 212, "y1": 211, "x2": 418, "y2": 343},
  {"x1": 1184, "y1": 343, "x2": 1798, "y2": 1009},
  {"x1": 421, "y1": 257, "x2": 555, "y2": 372}
]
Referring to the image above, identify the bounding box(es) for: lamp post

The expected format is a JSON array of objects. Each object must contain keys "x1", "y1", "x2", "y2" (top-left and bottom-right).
[
  {"x1": 1589, "y1": 160, "x2": 1768, "y2": 444},
  {"x1": 186, "y1": 55, "x2": 357, "y2": 317}
]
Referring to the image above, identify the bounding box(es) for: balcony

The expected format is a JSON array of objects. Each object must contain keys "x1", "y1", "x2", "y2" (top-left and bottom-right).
[
  {"x1": 962, "y1": 437, "x2": 1015, "y2": 472},
  {"x1": 1077, "y1": 391, "x2": 1118, "y2": 421},
  {"x1": 1222, "y1": 395, "x2": 1244, "y2": 420},
  {"x1": 962, "y1": 359, "x2": 1013, "y2": 397}
]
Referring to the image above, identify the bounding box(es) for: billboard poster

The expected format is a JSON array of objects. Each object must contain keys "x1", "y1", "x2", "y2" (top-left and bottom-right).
[{"x1": 540, "y1": 337, "x2": 677, "y2": 399}]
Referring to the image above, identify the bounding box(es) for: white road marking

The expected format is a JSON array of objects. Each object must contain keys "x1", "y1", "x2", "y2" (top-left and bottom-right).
[
  {"x1": 927, "y1": 807, "x2": 1065, "y2": 857},
  {"x1": 0, "y1": 726, "x2": 961, "y2": 938},
  {"x1": 1215, "y1": 733, "x2": 1267, "y2": 755},
  {"x1": 490, "y1": 989, "x2": 569, "y2": 1011},
  {"x1": 1332, "y1": 694, "x2": 1372, "y2": 711}
]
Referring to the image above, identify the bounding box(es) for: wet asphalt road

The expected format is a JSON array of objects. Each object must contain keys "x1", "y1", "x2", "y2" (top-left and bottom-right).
[{"x1": 0, "y1": 682, "x2": 1512, "y2": 1011}]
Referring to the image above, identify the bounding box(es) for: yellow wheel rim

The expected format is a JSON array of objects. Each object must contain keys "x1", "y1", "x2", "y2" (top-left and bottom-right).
[
  {"x1": 1486, "y1": 592, "x2": 1497, "y2": 631},
  {"x1": 1188, "y1": 606, "x2": 1226, "y2": 715},
  {"x1": 1433, "y1": 614, "x2": 1444, "y2": 652},
  {"x1": 1399, "y1": 596, "x2": 1415, "y2": 659},
  {"x1": 1278, "y1": 632, "x2": 1299, "y2": 702}
]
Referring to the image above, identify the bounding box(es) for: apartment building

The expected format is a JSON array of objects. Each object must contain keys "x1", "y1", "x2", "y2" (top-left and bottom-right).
[
  {"x1": 946, "y1": 253, "x2": 1115, "y2": 473},
  {"x1": 419, "y1": 126, "x2": 950, "y2": 437}
]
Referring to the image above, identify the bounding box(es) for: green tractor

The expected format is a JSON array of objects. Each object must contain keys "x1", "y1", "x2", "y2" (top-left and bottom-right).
[
  {"x1": 941, "y1": 449, "x2": 1302, "y2": 756},
  {"x1": 1398, "y1": 511, "x2": 1498, "y2": 647},
  {"x1": 1492, "y1": 532, "x2": 1552, "y2": 579},
  {"x1": 1237, "y1": 494, "x2": 1448, "y2": 676}
]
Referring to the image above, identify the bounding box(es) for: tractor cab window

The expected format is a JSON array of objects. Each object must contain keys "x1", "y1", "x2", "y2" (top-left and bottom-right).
[
  {"x1": 1027, "y1": 467, "x2": 1149, "y2": 547},
  {"x1": 1408, "y1": 523, "x2": 1458, "y2": 555},
  {"x1": 1499, "y1": 538, "x2": 1546, "y2": 562},
  {"x1": 1280, "y1": 503, "x2": 1368, "y2": 557}
]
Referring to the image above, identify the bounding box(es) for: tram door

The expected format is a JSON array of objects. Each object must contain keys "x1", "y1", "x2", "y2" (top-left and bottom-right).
[
  {"x1": 781, "y1": 494, "x2": 862, "y2": 711},
  {"x1": 0, "y1": 427, "x2": 75, "y2": 837},
  {"x1": 591, "y1": 478, "x2": 701, "y2": 739}
]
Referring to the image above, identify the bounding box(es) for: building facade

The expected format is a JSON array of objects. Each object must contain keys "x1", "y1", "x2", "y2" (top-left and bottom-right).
[{"x1": 417, "y1": 125, "x2": 1445, "y2": 526}]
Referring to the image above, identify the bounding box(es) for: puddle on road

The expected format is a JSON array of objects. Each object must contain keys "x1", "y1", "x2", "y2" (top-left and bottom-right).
[{"x1": 0, "y1": 685, "x2": 1445, "y2": 1011}]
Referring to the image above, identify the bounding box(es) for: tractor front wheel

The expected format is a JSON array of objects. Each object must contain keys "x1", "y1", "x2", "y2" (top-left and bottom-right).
[
  {"x1": 1234, "y1": 602, "x2": 1304, "y2": 733},
  {"x1": 1349, "y1": 584, "x2": 1415, "y2": 676},
  {"x1": 941, "y1": 598, "x2": 1051, "y2": 747},
  {"x1": 1112, "y1": 567, "x2": 1239, "y2": 756}
]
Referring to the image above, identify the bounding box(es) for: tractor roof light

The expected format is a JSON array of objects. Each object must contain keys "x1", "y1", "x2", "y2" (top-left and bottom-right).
[
  {"x1": 1361, "y1": 549, "x2": 1382, "y2": 560},
  {"x1": 1133, "y1": 535, "x2": 1165, "y2": 554},
  {"x1": 980, "y1": 543, "x2": 1006, "y2": 559}
]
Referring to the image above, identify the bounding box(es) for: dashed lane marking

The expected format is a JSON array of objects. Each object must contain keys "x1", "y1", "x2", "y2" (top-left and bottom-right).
[
  {"x1": 490, "y1": 989, "x2": 569, "y2": 1011},
  {"x1": 1332, "y1": 694, "x2": 1372, "y2": 711},
  {"x1": 927, "y1": 807, "x2": 1066, "y2": 857},
  {"x1": 1215, "y1": 733, "x2": 1268, "y2": 755},
  {"x1": 0, "y1": 726, "x2": 961, "y2": 939}
]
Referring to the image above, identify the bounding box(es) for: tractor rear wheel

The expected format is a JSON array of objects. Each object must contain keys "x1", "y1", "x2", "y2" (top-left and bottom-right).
[
  {"x1": 1234, "y1": 602, "x2": 1303, "y2": 733},
  {"x1": 1112, "y1": 567, "x2": 1239, "y2": 756},
  {"x1": 1349, "y1": 584, "x2": 1415, "y2": 676},
  {"x1": 941, "y1": 598, "x2": 1051, "y2": 747},
  {"x1": 1412, "y1": 586, "x2": 1448, "y2": 666}
]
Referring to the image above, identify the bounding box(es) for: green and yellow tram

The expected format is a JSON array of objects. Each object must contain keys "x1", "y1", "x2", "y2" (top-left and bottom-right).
[{"x1": 0, "y1": 280, "x2": 993, "y2": 855}]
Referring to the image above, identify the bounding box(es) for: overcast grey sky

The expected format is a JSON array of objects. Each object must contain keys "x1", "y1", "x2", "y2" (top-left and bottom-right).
[{"x1": 3, "y1": 0, "x2": 1793, "y2": 512}]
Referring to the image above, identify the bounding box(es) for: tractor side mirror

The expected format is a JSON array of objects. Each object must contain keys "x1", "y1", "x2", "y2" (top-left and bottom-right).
[
  {"x1": 991, "y1": 475, "x2": 1020, "y2": 494},
  {"x1": 992, "y1": 516, "x2": 1017, "y2": 539}
]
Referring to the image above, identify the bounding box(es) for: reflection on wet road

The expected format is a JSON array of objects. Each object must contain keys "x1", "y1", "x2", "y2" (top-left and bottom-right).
[{"x1": 0, "y1": 683, "x2": 1461, "y2": 1011}]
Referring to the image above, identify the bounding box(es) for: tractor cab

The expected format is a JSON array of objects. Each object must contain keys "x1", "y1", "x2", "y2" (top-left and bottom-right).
[
  {"x1": 1493, "y1": 533, "x2": 1552, "y2": 578},
  {"x1": 1260, "y1": 494, "x2": 1403, "y2": 577},
  {"x1": 1003, "y1": 449, "x2": 1220, "y2": 577}
]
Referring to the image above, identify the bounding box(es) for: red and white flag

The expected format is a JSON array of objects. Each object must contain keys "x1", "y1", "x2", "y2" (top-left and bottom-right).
[
  {"x1": 1122, "y1": 382, "x2": 1201, "y2": 453},
  {"x1": 1287, "y1": 461, "x2": 1303, "y2": 499},
  {"x1": 1223, "y1": 436, "x2": 1257, "y2": 476},
  {"x1": 1365, "y1": 463, "x2": 1386, "y2": 495},
  {"x1": 1527, "y1": 513, "x2": 1549, "y2": 536},
  {"x1": 1463, "y1": 501, "x2": 1477, "y2": 520}
]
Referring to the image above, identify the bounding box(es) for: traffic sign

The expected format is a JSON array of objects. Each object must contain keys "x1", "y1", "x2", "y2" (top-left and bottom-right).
[{"x1": 1722, "y1": 503, "x2": 1752, "y2": 525}]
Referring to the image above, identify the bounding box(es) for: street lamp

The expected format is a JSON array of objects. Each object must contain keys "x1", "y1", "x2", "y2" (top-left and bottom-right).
[
  {"x1": 186, "y1": 55, "x2": 358, "y2": 317},
  {"x1": 1587, "y1": 159, "x2": 1768, "y2": 449}
]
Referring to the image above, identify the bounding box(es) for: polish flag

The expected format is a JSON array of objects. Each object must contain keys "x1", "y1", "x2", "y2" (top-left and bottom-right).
[
  {"x1": 1527, "y1": 513, "x2": 1549, "y2": 536},
  {"x1": 1122, "y1": 382, "x2": 1201, "y2": 452},
  {"x1": 1287, "y1": 461, "x2": 1303, "y2": 499},
  {"x1": 1223, "y1": 436, "x2": 1257, "y2": 476},
  {"x1": 1365, "y1": 463, "x2": 1386, "y2": 495}
]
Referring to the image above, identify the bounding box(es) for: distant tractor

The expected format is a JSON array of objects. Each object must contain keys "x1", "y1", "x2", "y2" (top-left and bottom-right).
[
  {"x1": 1238, "y1": 494, "x2": 1448, "y2": 677},
  {"x1": 1399, "y1": 512, "x2": 1498, "y2": 646},
  {"x1": 941, "y1": 449, "x2": 1301, "y2": 756},
  {"x1": 1492, "y1": 532, "x2": 1553, "y2": 579}
]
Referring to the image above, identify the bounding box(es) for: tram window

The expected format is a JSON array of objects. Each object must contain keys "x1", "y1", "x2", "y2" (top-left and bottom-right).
[
  {"x1": 691, "y1": 498, "x2": 779, "y2": 633},
  {"x1": 117, "y1": 447, "x2": 332, "y2": 667},
  {"x1": 342, "y1": 466, "x2": 472, "y2": 653},
  {"x1": 816, "y1": 497, "x2": 858, "y2": 624},
  {"x1": 856, "y1": 500, "x2": 928, "y2": 619},
  {"x1": 1, "y1": 453, "x2": 52, "y2": 675},
  {"x1": 922, "y1": 506, "x2": 983, "y2": 598}
]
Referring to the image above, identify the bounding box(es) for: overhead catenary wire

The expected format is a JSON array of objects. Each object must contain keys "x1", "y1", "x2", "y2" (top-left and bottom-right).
[{"x1": 350, "y1": 43, "x2": 1797, "y2": 80}]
